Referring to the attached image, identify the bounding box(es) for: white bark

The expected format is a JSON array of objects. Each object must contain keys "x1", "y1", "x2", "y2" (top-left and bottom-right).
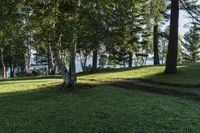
[{"x1": 53, "y1": 34, "x2": 70, "y2": 85}]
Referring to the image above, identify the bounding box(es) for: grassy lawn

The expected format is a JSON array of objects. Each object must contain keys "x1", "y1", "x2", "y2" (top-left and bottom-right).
[
  {"x1": 79, "y1": 63, "x2": 200, "y2": 86},
  {"x1": 1, "y1": 84, "x2": 200, "y2": 132},
  {"x1": 0, "y1": 63, "x2": 200, "y2": 132}
]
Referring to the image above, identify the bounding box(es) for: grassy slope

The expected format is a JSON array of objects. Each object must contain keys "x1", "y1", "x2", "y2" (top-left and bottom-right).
[
  {"x1": 79, "y1": 63, "x2": 200, "y2": 85},
  {"x1": 0, "y1": 63, "x2": 200, "y2": 132}
]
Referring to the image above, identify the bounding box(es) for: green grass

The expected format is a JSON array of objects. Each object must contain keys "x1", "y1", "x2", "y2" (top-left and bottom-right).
[
  {"x1": 79, "y1": 63, "x2": 200, "y2": 86},
  {"x1": 0, "y1": 63, "x2": 200, "y2": 132},
  {"x1": 1, "y1": 83, "x2": 200, "y2": 132},
  {"x1": 0, "y1": 78, "x2": 62, "y2": 94}
]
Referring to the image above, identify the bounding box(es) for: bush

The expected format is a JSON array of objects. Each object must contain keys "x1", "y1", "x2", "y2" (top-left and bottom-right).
[
  {"x1": 16, "y1": 72, "x2": 29, "y2": 77},
  {"x1": 16, "y1": 71, "x2": 39, "y2": 77},
  {"x1": 31, "y1": 70, "x2": 38, "y2": 77}
]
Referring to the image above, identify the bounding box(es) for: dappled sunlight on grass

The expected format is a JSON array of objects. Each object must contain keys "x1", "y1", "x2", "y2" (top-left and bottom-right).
[
  {"x1": 0, "y1": 64, "x2": 200, "y2": 132},
  {"x1": 1, "y1": 63, "x2": 200, "y2": 95},
  {"x1": 0, "y1": 79, "x2": 62, "y2": 94},
  {"x1": 78, "y1": 63, "x2": 200, "y2": 86},
  {"x1": 143, "y1": 63, "x2": 200, "y2": 85},
  {"x1": 1, "y1": 84, "x2": 200, "y2": 132},
  {"x1": 78, "y1": 66, "x2": 164, "y2": 81}
]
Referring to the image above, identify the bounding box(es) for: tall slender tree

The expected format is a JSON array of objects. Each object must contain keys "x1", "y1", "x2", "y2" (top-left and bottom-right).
[
  {"x1": 165, "y1": 0, "x2": 179, "y2": 74},
  {"x1": 150, "y1": 0, "x2": 166, "y2": 65}
]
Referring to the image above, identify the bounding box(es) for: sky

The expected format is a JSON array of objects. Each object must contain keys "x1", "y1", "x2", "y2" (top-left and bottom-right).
[
  {"x1": 179, "y1": 10, "x2": 191, "y2": 36},
  {"x1": 179, "y1": 0, "x2": 200, "y2": 36},
  {"x1": 179, "y1": 11, "x2": 191, "y2": 36}
]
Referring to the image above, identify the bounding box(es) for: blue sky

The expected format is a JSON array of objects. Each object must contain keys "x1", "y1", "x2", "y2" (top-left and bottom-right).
[
  {"x1": 179, "y1": 0, "x2": 200, "y2": 36},
  {"x1": 179, "y1": 10, "x2": 191, "y2": 36}
]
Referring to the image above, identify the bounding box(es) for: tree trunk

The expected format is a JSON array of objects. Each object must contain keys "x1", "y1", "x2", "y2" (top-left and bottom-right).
[
  {"x1": 24, "y1": 16, "x2": 32, "y2": 74},
  {"x1": 47, "y1": 54, "x2": 51, "y2": 74},
  {"x1": 0, "y1": 48, "x2": 6, "y2": 79},
  {"x1": 9, "y1": 64, "x2": 14, "y2": 78},
  {"x1": 52, "y1": 35, "x2": 70, "y2": 90},
  {"x1": 92, "y1": 49, "x2": 98, "y2": 70},
  {"x1": 153, "y1": 25, "x2": 160, "y2": 65},
  {"x1": 48, "y1": 45, "x2": 56, "y2": 75},
  {"x1": 69, "y1": 33, "x2": 77, "y2": 87},
  {"x1": 165, "y1": 0, "x2": 179, "y2": 74},
  {"x1": 25, "y1": 37, "x2": 31, "y2": 73},
  {"x1": 68, "y1": 0, "x2": 81, "y2": 87},
  {"x1": 128, "y1": 52, "x2": 133, "y2": 68},
  {"x1": 80, "y1": 50, "x2": 87, "y2": 71}
]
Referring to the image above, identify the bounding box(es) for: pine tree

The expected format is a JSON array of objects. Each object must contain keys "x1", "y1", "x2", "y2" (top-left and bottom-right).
[
  {"x1": 182, "y1": 24, "x2": 200, "y2": 62},
  {"x1": 150, "y1": 0, "x2": 166, "y2": 65},
  {"x1": 165, "y1": 0, "x2": 179, "y2": 74}
]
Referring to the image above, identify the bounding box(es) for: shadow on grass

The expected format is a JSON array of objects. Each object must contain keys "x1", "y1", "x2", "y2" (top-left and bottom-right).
[
  {"x1": 2, "y1": 80, "x2": 200, "y2": 132},
  {"x1": 0, "y1": 63, "x2": 200, "y2": 102},
  {"x1": 1, "y1": 80, "x2": 200, "y2": 105},
  {"x1": 102, "y1": 80, "x2": 200, "y2": 102},
  {"x1": 141, "y1": 64, "x2": 200, "y2": 87}
]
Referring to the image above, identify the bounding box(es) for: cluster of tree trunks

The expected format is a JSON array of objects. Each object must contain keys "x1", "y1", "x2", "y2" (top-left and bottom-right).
[{"x1": 0, "y1": 0, "x2": 181, "y2": 86}]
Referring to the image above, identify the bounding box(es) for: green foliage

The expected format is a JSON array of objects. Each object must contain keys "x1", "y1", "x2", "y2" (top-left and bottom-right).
[
  {"x1": 150, "y1": 0, "x2": 166, "y2": 24},
  {"x1": 15, "y1": 71, "x2": 39, "y2": 77},
  {"x1": 182, "y1": 24, "x2": 200, "y2": 62},
  {"x1": 105, "y1": 0, "x2": 151, "y2": 66},
  {"x1": 98, "y1": 55, "x2": 107, "y2": 68}
]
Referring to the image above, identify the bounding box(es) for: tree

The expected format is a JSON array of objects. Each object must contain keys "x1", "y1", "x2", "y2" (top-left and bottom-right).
[
  {"x1": 30, "y1": 0, "x2": 82, "y2": 88},
  {"x1": 69, "y1": 0, "x2": 81, "y2": 86},
  {"x1": 0, "y1": 0, "x2": 21, "y2": 79},
  {"x1": 182, "y1": 24, "x2": 200, "y2": 62},
  {"x1": 150, "y1": 0, "x2": 166, "y2": 65},
  {"x1": 165, "y1": 0, "x2": 179, "y2": 74},
  {"x1": 105, "y1": 0, "x2": 147, "y2": 68}
]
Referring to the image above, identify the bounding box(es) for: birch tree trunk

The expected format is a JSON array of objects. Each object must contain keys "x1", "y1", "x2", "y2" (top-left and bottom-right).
[
  {"x1": 69, "y1": 0, "x2": 81, "y2": 87},
  {"x1": 49, "y1": 45, "x2": 56, "y2": 75},
  {"x1": 52, "y1": 34, "x2": 70, "y2": 89}
]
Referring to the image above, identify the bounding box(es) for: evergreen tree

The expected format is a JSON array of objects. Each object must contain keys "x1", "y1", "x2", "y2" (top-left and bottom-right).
[
  {"x1": 165, "y1": 0, "x2": 179, "y2": 74},
  {"x1": 150, "y1": 0, "x2": 166, "y2": 65},
  {"x1": 182, "y1": 24, "x2": 200, "y2": 62}
]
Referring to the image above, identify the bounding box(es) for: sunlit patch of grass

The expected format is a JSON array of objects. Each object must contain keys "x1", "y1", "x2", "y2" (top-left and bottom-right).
[
  {"x1": 0, "y1": 79, "x2": 62, "y2": 94},
  {"x1": 78, "y1": 63, "x2": 200, "y2": 86},
  {"x1": 78, "y1": 66, "x2": 164, "y2": 81}
]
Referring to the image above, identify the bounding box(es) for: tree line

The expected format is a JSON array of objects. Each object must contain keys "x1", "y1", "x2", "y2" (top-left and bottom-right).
[{"x1": 0, "y1": 0, "x2": 199, "y2": 88}]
